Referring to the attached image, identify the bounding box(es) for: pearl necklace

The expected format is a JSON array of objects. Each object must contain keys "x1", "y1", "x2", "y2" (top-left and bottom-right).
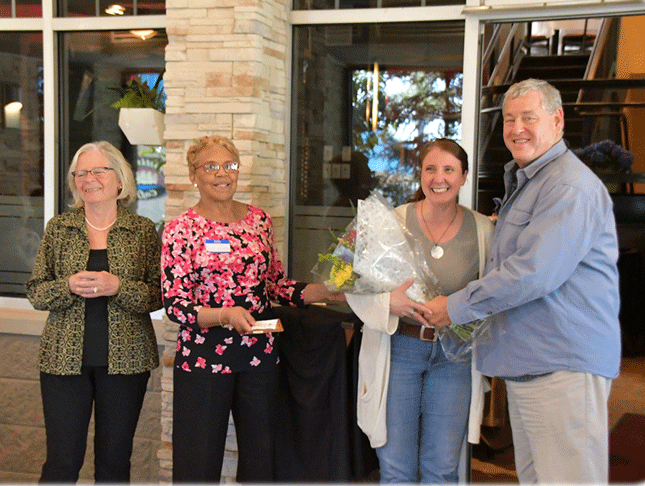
[
  {"x1": 85, "y1": 215, "x2": 117, "y2": 231},
  {"x1": 420, "y1": 201, "x2": 459, "y2": 259}
]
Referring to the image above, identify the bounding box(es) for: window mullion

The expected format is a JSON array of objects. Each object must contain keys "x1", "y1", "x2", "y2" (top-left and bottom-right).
[
  {"x1": 51, "y1": 15, "x2": 166, "y2": 31},
  {"x1": 43, "y1": 0, "x2": 57, "y2": 225}
]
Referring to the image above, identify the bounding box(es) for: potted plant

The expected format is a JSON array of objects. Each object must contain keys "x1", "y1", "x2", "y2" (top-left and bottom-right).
[{"x1": 109, "y1": 74, "x2": 165, "y2": 145}]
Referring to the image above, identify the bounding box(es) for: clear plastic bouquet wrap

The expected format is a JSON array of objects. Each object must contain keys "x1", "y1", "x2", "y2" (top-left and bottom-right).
[
  {"x1": 410, "y1": 239, "x2": 491, "y2": 362},
  {"x1": 313, "y1": 191, "x2": 489, "y2": 362},
  {"x1": 313, "y1": 192, "x2": 424, "y2": 298}
]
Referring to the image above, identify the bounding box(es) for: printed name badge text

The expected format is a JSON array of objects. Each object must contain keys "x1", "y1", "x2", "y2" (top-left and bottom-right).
[{"x1": 205, "y1": 239, "x2": 231, "y2": 253}]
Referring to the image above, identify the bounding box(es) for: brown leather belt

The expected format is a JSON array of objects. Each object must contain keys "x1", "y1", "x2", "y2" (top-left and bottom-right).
[{"x1": 399, "y1": 321, "x2": 437, "y2": 342}]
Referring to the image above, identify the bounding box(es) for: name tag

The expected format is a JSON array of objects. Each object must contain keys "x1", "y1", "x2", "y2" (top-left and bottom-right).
[{"x1": 205, "y1": 239, "x2": 231, "y2": 253}]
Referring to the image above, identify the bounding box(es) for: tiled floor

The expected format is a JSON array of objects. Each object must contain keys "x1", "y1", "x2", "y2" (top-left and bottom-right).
[
  {"x1": 608, "y1": 357, "x2": 645, "y2": 429},
  {"x1": 471, "y1": 357, "x2": 645, "y2": 483}
]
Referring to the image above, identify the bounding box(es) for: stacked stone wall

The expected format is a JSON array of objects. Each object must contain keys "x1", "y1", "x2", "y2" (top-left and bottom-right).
[
  {"x1": 161, "y1": 0, "x2": 290, "y2": 481},
  {"x1": 0, "y1": 331, "x2": 163, "y2": 483}
]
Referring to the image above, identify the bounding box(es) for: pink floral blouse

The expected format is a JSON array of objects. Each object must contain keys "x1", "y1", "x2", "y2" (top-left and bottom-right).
[{"x1": 161, "y1": 206, "x2": 306, "y2": 374}]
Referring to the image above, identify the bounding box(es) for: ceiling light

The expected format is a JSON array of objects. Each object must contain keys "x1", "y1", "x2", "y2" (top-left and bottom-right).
[
  {"x1": 130, "y1": 29, "x2": 157, "y2": 41},
  {"x1": 105, "y1": 4, "x2": 125, "y2": 15}
]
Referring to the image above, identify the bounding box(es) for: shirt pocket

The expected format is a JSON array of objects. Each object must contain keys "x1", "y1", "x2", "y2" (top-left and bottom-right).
[
  {"x1": 504, "y1": 207, "x2": 531, "y2": 226},
  {"x1": 497, "y1": 207, "x2": 531, "y2": 253}
]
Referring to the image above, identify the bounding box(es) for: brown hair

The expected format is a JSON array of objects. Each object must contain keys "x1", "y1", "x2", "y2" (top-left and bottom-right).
[{"x1": 409, "y1": 138, "x2": 468, "y2": 202}]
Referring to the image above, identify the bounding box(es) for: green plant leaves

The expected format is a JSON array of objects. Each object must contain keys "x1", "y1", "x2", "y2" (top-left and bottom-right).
[{"x1": 108, "y1": 75, "x2": 165, "y2": 112}]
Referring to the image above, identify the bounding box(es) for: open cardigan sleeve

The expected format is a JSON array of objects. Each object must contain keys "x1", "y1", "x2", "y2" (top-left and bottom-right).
[
  {"x1": 347, "y1": 292, "x2": 398, "y2": 448},
  {"x1": 468, "y1": 210, "x2": 494, "y2": 444}
]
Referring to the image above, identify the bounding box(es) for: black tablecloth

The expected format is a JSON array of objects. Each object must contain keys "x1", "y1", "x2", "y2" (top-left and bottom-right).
[
  {"x1": 618, "y1": 249, "x2": 645, "y2": 357},
  {"x1": 273, "y1": 305, "x2": 379, "y2": 482}
]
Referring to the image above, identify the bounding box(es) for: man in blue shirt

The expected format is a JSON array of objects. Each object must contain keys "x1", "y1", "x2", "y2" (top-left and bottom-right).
[{"x1": 426, "y1": 78, "x2": 620, "y2": 483}]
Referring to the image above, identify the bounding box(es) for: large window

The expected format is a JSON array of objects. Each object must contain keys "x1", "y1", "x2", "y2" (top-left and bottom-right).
[
  {"x1": 0, "y1": 0, "x2": 166, "y2": 298},
  {"x1": 476, "y1": 15, "x2": 645, "y2": 215},
  {"x1": 351, "y1": 66, "x2": 462, "y2": 205},
  {"x1": 0, "y1": 0, "x2": 42, "y2": 17},
  {"x1": 293, "y1": 0, "x2": 465, "y2": 9},
  {"x1": 60, "y1": 30, "x2": 167, "y2": 227},
  {"x1": 0, "y1": 32, "x2": 43, "y2": 295},
  {"x1": 62, "y1": 0, "x2": 164, "y2": 16},
  {"x1": 2, "y1": 0, "x2": 163, "y2": 18},
  {"x1": 289, "y1": 21, "x2": 464, "y2": 282}
]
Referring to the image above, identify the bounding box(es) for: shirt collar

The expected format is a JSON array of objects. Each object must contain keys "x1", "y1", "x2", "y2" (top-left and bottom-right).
[{"x1": 504, "y1": 138, "x2": 567, "y2": 180}]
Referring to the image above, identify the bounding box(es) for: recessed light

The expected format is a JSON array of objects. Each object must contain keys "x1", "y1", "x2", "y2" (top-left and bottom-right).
[{"x1": 105, "y1": 4, "x2": 125, "y2": 15}]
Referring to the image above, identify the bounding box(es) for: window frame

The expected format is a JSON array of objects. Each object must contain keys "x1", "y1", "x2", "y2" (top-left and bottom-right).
[
  {"x1": 286, "y1": 1, "x2": 645, "y2": 264},
  {"x1": 0, "y1": 0, "x2": 164, "y2": 308}
]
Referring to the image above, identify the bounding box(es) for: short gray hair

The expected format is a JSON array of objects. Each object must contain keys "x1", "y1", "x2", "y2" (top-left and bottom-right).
[
  {"x1": 503, "y1": 78, "x2": 562, "y2": 114},
  {"x1": 68, "y1": 141, "x2": 137, "y2": 208}
]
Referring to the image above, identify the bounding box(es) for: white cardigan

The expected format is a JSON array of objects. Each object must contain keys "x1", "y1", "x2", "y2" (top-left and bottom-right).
[{"x1": 347, "y1": 205, "x2": 494, "y2": 449}]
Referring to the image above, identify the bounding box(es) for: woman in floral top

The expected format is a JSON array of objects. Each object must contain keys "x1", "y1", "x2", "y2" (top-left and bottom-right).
[{"x1": 162, "y1": 135, "x2": 342, "y2": 483}]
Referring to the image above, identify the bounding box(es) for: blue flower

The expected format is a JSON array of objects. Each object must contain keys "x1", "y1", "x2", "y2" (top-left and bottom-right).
[
  {"x1": 597, "y1": 139, "x2": 615, "y2": 152},
  {"x1": 575, "y1": 139, "x2": 634, "y2": 173},
  {"x1": 589, "y1": 151, "x2": 605, "y2": 164}
]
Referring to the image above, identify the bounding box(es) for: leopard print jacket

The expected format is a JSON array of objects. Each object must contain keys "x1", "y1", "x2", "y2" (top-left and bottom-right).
[{"x1": 26, "y1": 206, "x2": 162, "y2": 375}]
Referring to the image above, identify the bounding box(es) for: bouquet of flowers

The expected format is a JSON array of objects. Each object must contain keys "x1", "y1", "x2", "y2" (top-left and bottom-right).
[
  {"x1": 313, "y1": 193, "x2": 424, "y2": 297},
  {"x1": 413, "y1": 251, "x2": 489, "y2": 362},
  {"x1": 315, "y1": 221, "x2": 359, "y2": 292},
  {"x1": 313, "y1": 192, "x2": 490, "y2": 362}
]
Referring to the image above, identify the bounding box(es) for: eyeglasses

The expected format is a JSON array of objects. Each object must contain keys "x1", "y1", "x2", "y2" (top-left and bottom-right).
[
  {"x1": 72, "y1": 167, "x2": 115, "y2": 179},
  {"x1": 197, "y1": 162, "x2": 239, "y2": 173}
]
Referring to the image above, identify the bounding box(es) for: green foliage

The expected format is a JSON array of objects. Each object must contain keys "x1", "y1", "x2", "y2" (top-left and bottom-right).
[
  {"x1": 350, "y1": 69, "x2": 462, "y2": 206},
  {"x1": 109, "y1": 75, "x2": 165, "y2": 112},
  {"x1": 140, "y1": 145, "x2": 166, "y2": 172},
  {"x1": 448, "y1": 323, "x2": 477, "y2": 342},
  {"x1": 351, "y1": 69, "x2": 462, "y2": 173}
]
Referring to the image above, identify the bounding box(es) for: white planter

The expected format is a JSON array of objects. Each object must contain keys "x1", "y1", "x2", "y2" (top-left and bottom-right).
[{"x1": 118, "y1": 108, "x2": 165, "y2": 146}]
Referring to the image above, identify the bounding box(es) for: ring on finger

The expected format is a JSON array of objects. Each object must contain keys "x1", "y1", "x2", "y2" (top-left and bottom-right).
[{"x1": 93, "y1": 287, "x2": 97, "y2": 293}]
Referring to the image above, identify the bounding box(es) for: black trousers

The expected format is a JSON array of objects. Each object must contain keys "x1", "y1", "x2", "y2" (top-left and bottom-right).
[
  {"x1": 172, "y1": 364, "x2": 278, "y2": 483},
  {"x1": 39, "y1": 367, "x2": 150, "y2": 483}
]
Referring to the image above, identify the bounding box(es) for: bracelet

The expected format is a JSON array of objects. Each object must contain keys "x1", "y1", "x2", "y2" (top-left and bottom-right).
[{"x1": 219, "y1": 308, "x2": 224, "y2": 327}]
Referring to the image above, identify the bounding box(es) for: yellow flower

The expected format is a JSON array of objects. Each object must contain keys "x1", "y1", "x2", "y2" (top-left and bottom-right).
[{"x1": 332, "y1": 263, "x2": 355, "y2": 288}]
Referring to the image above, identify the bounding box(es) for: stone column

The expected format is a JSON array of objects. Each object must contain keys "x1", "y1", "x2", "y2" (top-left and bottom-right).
[{"x1": 160, "y1": 0, "x2": 290, "y2": 482}]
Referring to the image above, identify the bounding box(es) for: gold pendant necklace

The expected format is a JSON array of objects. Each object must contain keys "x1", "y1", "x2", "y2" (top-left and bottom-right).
[{"x1": 420, "y1": 201, "x2": 459, "y2": 260}]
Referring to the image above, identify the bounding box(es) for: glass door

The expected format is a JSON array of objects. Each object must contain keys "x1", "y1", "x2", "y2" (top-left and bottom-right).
[{"x1": 289, "y1": 20, "x2": 465, "y2": 282}]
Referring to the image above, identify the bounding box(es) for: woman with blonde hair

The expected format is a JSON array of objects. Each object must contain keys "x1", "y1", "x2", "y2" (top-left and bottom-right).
[{"x1": 26, "y1": 140, "x2": 161, "y2": 482}]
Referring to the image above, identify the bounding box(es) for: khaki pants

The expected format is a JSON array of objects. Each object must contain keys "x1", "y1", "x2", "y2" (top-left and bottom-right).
[{"x1": 505, "y1": 371, "x2": 612, "y2": 483}]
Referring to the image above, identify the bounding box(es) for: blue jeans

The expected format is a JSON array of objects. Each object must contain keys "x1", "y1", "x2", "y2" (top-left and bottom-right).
[{"x1": 376, "y1": 332, "x2": 471, "y2": 484}]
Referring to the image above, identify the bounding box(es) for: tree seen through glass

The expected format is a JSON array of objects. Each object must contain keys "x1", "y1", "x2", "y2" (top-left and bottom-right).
[{"x1": 352, "y1": 68, "x2": 462, "y2": 206}]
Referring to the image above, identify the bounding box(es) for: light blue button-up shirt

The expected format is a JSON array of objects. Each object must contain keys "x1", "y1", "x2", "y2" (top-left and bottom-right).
[{"x1": 447, "y1": 140, "x2": 621, "y2": 379}]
